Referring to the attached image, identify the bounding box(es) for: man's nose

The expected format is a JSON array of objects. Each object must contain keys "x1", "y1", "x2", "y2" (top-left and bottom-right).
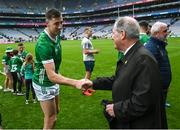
[{"x1": 58, "y1": 24, "x2": 62, "y2": 29}]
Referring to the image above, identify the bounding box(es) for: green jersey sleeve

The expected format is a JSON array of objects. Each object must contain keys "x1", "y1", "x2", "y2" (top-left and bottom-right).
[
  {"x1": 2, "y1": 55, "x2": 7, "y2": 64},
  {"x1": 2, "y1": 55, "x2": 11, "y2": 65},
  {"x1": 37, "y1": 38, "x2": 54, "y2": 64}
]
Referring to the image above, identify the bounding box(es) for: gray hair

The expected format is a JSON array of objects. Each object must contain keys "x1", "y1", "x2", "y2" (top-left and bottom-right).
[
  {"x1": 113, "y1": 16, "x2": 140, "y2": 39},
  {"x1": 151, "y1": 21, "x2": 167, "y2": 35}
]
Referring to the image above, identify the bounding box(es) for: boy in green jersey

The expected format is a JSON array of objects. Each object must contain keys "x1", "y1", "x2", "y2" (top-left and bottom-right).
[
  {"x1": 2, "y1": 47, "x2": 13, "y2": 92},
  {"x1": 10, "y1": 49, "x2": 23, "y2": 95},
  {"x1": 33, "y1": 8, "x2": 90, "y2": 129}
]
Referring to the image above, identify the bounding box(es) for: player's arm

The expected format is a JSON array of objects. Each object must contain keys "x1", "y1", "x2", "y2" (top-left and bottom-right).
[
  {"x1": 44, "y1": 62, "x2": 83, "y2": 89},
  {"x1": 83, "y1": 49, "x2": 99, "y2": 54},
  {"x1": 20, "y1": 62, "x2": 25, "y2": 76},
  {"x1": 82, "y1": 41, "x2": 99, "y2": 54}
]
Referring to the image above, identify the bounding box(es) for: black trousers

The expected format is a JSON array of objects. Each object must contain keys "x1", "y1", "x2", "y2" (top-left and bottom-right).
[
  {"x1": 25, "y1": 79, "x2": 36, "y2": 100},
  {"x1": 162, "y1": 89, "x2": 168, "y2": 129},
  {"x1": 11, "y1": 72, "x2": 23, "y2": 93}
]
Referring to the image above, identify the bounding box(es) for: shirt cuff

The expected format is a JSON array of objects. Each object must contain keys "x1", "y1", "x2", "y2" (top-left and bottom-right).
[{"x1": 42, "y1": 59, "x2": 54, "y2": 64}]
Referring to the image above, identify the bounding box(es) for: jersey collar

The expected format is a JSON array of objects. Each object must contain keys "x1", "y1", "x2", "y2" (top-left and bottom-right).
[{"x1": 44, "y1": 29, "x2": 56, "y2": 43}]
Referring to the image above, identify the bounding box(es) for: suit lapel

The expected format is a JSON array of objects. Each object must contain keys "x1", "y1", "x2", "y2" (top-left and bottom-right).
[
  {"x1": 115, "y1": 41, "x2": 142, "y2": 77},
  {"x1": 122, "y1": 41, "x2": 142, "y2": 65}
]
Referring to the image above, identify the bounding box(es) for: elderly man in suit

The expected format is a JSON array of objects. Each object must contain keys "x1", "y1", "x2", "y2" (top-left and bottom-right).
[{"x1": 84, "y1": 16, "x2": 167, "y2": 129}]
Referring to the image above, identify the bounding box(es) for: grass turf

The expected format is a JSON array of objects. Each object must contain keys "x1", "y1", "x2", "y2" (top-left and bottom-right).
[{"x1": 0, "y1": 38, "x2": 180, "y2": 128}]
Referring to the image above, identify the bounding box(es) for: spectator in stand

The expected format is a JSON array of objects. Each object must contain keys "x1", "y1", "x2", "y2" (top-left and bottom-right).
[
  {"x1": 2, "y1": 47, "x2": 13, "y2": 92},
  {"x1": 10, "y1": 49, "x2": 23, "y2": 95},
  {"x1": 21, "y1": 53, "x2": 36, "y2": 104},
  {"x1": 145, "y1": 21, "x2": 172, "y2": 108}
]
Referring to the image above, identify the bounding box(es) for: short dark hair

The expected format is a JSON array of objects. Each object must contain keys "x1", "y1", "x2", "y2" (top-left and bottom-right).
[
  {"x1": 18, "y1": 43, "x2": 24, "y2": 46},
  {"x1": 13, "y1": 49, "x2": 18, "y2": 55},
  {"x1": 139, "y1": 20, "x2": 149, "y2": 31},
  {"x1": 45, "y1": 8, "x2": 61, "y2": 21}
]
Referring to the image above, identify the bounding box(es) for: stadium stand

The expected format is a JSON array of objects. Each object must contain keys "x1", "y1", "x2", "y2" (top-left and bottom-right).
[
  {"x1": 170, "y1": 19, "x2": 180, "y2": 37},
  {"x1": 0, "y1": 0, "x2": 179, "y2": 42}
]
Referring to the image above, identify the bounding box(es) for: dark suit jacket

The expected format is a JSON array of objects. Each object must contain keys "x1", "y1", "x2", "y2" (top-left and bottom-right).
[{"x1": 93, "y1": 42, "x2": 167, "y2": 129}]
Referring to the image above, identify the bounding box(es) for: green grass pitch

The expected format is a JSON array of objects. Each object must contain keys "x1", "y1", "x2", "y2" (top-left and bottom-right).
[{"x1": 0, "y1": 38, "x2": 180, "y2": 129}]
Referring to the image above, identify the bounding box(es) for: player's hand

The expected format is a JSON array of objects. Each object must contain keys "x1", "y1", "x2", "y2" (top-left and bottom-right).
[
  {"x1": 81, "y1": 79, "x2": 93, "y2": 91},
  {"x1": 95, "y1": 49, "x2": 99, "y2": 54},
  {"x1": 75, "y1": 79, "x2": 92, "y2": 90}
]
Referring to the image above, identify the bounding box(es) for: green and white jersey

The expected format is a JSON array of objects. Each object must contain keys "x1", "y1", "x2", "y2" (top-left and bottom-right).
[
  {"x1": 18, "y1": 51, "x2": 28, "y2": 61},
  {"x1": 2, "y1": 54, "x2": 11, "y2": 71},
  {"x1": 10, "y1": 55, "x2": 23, "y2": 72},
  {"x1": 139, "y1": 33, "x2": 150, "y2": 45},
  {"x1": 2, "y1": 54, "x2": 11, "y2": 65},
  {"x1": 33, "y1": 30, "x2": 61, "y2": 87}
]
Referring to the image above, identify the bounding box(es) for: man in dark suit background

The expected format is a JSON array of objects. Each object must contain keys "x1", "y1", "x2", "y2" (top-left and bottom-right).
[{"x1": 84, "y1": 16, "x2": 167, "y2": 129}]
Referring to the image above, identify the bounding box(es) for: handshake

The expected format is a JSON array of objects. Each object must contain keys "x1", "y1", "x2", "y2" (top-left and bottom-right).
[
  {"x1": 75, "y1": 78, "x2": 93, "y2": 91},
  {"x1": 75, "y1": 79, "x2": 95, "y2": 96}
]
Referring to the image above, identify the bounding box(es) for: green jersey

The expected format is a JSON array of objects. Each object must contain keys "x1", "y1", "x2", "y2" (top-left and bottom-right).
[
  {"x1": 33, "y1": 30, "x2": 61, "y2": 87},
  {"x1": 10, "y1": 55, "x2": 23, "y2": 72},
  {"x1": 139, "y1": 33, "x2": 150, "y2": 45},
  {"x1": 2, "y1": 54, "x2": 11, "y2": 65},
  {"x1": 18, "y1": 51, "x2": 28, "y2": 61}
]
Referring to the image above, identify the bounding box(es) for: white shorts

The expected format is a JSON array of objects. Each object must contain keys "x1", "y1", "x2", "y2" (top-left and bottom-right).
[
  {"x1": 3, "y1": 66, "x2": 10, "y2": 73},
  {"x1": 33, "y1": 82, "x2": 60, "y2": 101}
]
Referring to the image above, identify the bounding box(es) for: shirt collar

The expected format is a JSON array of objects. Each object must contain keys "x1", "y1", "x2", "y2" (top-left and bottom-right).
[
  {"x1": 124, "y1": 43, "x2": 136, "y2": 55},
  {"x1": 44, "y1": 29, "x2": 56, "y2": 42}
]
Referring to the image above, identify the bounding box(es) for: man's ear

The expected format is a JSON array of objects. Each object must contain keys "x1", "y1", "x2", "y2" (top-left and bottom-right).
[
  {"x1": 120, "y1": 30, "x2": 126, "y2": 40},
  {"x1": 45, "y1": 22, "x2": 48, "y2": 27},
  {"x1": 45, "y1": 19, "x2": 49, "y2": 26}
]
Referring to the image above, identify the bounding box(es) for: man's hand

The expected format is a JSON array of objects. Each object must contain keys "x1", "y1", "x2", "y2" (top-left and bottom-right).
[
  {"x1": 106, "y1": 104, "x2": 115, "y2": 117},
  {"x1": 81, "y1": 79, "x2": 93, "y2": 91},
  {"x1": 75, "y1": 79, "x2": 93, "y2": 90}
]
